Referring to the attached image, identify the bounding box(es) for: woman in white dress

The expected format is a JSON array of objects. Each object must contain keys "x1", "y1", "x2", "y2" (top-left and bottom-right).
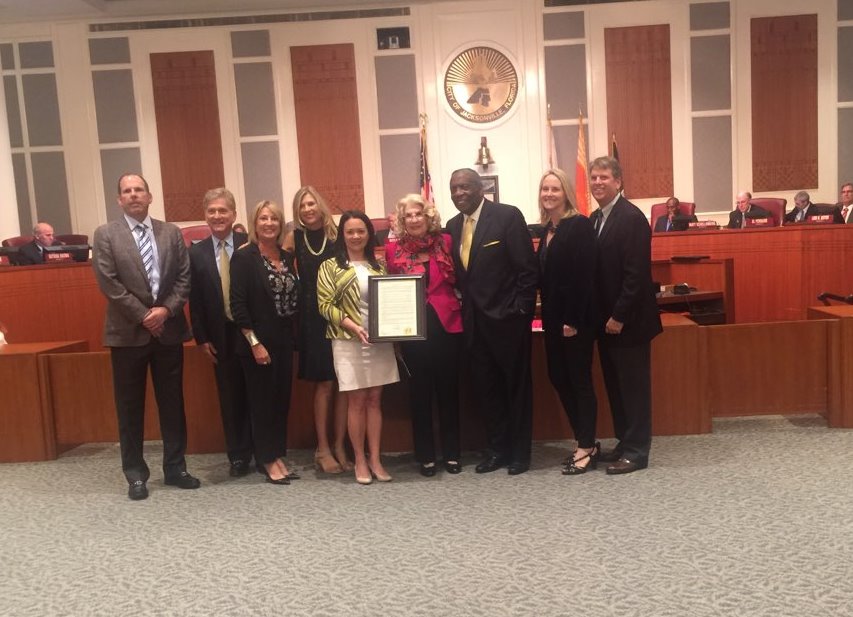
[{"x1": 317, "y1": 211, "x2": 399, "y2": 485}]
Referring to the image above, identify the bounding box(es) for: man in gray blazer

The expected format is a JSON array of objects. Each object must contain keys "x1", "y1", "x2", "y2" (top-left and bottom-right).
[{"x1": 92, "y1": 173, "x2": 200, "y2": 500}]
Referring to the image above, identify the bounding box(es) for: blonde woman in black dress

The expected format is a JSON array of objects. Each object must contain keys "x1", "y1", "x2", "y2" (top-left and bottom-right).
[{"x1": 284, "y1": 186, "x2": 351, "y2": 474}]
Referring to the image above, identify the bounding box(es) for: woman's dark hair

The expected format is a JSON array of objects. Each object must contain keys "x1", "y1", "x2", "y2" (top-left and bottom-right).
[{"x1": 333, "y1": 210, "x2": 380, "y2": 270}]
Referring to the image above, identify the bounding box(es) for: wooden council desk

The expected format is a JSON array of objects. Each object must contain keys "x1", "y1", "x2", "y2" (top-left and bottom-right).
[{"x1": 652, "y1": 224, "x2": 853, "y2": 322}]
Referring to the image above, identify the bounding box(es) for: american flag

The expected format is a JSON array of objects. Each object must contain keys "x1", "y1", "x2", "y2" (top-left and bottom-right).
[{"x1": 419, "y1": 114, "x2": 434, "y2": 203}]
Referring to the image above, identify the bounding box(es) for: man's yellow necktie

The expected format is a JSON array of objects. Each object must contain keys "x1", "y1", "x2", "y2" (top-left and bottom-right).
[
  {"x1": 460, "y1": 216, "x2": 474, "y2": 269},
  {"x1": 219, "y1": 240, "x2": 232, "y2": 320}
]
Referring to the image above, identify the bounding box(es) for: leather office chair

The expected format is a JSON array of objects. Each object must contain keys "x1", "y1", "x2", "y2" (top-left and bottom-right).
[
  {"x1": 55, "y1": 234, "x2": 89, "y2": 245},
  {"x1": 650, "y1": 202, "x2": 696, "y2": 230},
  {"x1": 748, "y1": 198, "x2": 786, "y2": 227},
  {"x1": 2, "y1": 235, "x2": 34, "y2": 248},
  {"x1": 180, "y1": 224, "x2": 212, "y2": 246},
  {"x1": 370, "y1": 218, "x2": 391, "y2": 233}
]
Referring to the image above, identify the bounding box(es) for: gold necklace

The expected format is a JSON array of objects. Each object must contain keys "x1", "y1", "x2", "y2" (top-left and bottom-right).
[{"x1": 303, "y1": 229, "x2": 327, "y2": 256}]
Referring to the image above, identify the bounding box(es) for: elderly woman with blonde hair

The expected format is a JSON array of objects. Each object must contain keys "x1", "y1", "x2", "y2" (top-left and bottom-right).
[{"x1": 385, "y1": 194, "x2": 463, "y2": 477}]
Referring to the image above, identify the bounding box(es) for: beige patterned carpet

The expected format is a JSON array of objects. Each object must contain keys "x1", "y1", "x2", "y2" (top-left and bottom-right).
[{"x1": 2, "y1": 415, "x2": 852, "y2": 617}]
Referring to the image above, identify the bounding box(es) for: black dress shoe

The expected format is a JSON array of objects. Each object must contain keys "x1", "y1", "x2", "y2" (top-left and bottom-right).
[
  {"x1": 598, "y1": 447, "x2": 624, "y2": 463},
  {"x1": 128, "y1": 480, "x2": 148, "y2": 501},
  {"x1": 265, "y1": 473, "x2": 290, "y2": 485},
  {"x1": 420, "y1": 463, "x2": 437, "y2": 477},
  {"x1": 164, "y1": 471, "x2": 201, "y2": 489},
  {"x1": 229, "y1": 460, "x2": 250, "y2": 477},
  {"x1": 475, "y1": 455, "x2": 506, "y2": 474},
  {"x1": 507, "y1": 462, "x2": 529, "y2": 476},
  {"x1": 606, "y1": 458, "x2": 648, "y2": 475},
  {"x1": 444, "y1": 461, "x2": 462, "y2": 474}
]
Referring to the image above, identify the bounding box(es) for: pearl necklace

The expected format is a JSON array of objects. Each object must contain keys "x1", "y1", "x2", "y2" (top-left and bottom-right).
[{"x1": 303, "y1": 229, "x2": 327, "y2": 256}]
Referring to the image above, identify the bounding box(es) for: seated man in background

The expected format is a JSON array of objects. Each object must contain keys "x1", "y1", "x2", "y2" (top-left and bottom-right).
[
  {"x1": 727, "y1": 192, "x2": 769, "y2": 229},
  {"x1": 837, "y1": 183, "x2": 853, "y2": 224},
  {"x1": 16, "y1": 222, "x2": 61, "y2": 265},
  {"x1": 784, "y1": 191, "x2": 842, "y2": 224},
  {"x1": 653, "y1": 197, "x2": 697, "y2": 232}
]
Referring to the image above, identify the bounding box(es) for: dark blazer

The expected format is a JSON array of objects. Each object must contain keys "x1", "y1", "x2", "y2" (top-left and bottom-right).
[
  {"x1": 783, "y1": 203, "x2": 844, "y2": 224},
  {"x1": 727, "y1": 204, "x2": 770, "y2": 229},
  {"x1": 653, "y1": 214, "x2": 697, "y2": 232},
  {"x1": 92, "y1": 218, "x2": 191, "y2": 347},
  {"x1": 446, "y1": 199, "x2": 538, "y2": 326},
  {"x1": 538, "y1": 215, "x2": 597, "y2": 332},
  {"x1": 229, "y1": 242, "x2": 297, "y2": 357},
  {"x1": 594, "y1": 196, "x2": 663, "y2": 347},
  {"x1": 188, "y1": 232, "x2": 247, "y2": 353},
  {"x1": 16, "y1": 241, "x2": 45, "y2": 266}
]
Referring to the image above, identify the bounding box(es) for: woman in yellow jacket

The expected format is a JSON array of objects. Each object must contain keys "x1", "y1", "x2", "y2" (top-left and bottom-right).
[{"x1": 317, "y1": 210, "x2": 399, "y2": 485}]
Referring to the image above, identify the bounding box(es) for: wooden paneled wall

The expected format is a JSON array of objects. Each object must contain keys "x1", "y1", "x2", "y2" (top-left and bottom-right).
[
  {"x1": 150, "y1": 50, "x2": 226, "y2": 222},
  {"x1": 750, "y1": 14, "x2": 818, "y2": 191},
  {"x1": 291, "y1": 44, "x2": 365, "y2": 214},
  {"x1": 604, "y1": 24, "x2": 674, "y2": 199}
]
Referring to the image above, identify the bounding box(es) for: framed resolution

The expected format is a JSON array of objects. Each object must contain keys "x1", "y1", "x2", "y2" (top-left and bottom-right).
[{"x1": 368, "y1": 274, "x2": 426, "y2": 342}]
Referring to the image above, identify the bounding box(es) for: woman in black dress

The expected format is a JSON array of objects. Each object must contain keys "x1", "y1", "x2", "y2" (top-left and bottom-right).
[
  {"x1": 285, "y1": 186, "x2": 351, "y2": 473},
  {"x1": 537, "y1": 168, "x2": 600, "y2": 474}
]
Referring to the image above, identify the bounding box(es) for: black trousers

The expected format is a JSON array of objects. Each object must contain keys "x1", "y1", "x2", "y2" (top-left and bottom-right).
[
  {"x1": 597, "y1": 339, "x2": 652, "y2": 462},
  {"x1": 110, "y1": 339, "x2": 187, "y2": 483},
  {"x1": 239, "y1": 345, "x2": 293, "y2": 465},
  {"x1": 400, "y1": 305, "x2": 461, "y2": 464},
  {"x1": 543, "y1": 327, "x2": 598, "y2": 448},
  {"x1": 468, "y1": 312, "x2": 533, "y2": 464},
  {"x1": 212, "y1": 322, "x2": 252, "y2": 463}
]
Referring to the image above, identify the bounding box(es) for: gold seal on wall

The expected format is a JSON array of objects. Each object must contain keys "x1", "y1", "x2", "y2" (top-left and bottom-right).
[{"x1": 444, "y1": 46, "x2": 519, "y2": 124}]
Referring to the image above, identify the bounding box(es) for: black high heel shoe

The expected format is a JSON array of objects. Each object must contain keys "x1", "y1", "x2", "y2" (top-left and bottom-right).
[
  {"x1": 562, "y1": 441, "x2": 600, "y2": 475},
  {"x1": 262, "y1": 463, "x2": 290, "y2": 485},
  {"x1": 420, "y1": 463, "x2": 437, "y2": 477}
]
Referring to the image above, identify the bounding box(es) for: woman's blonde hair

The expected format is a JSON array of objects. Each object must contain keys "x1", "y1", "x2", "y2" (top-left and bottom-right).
[
  {"x1": 291, "y1": 185, "x2": 337, "y2": 241},
  {"x1": 538, "y1": 168, "x2": 577, "y2": 225},
  {"x1": 248, "y1": 200, "x2": 286, "y2": 246},
  {"x1": 394, "y1": 193, "x2": 442, "y2": 238}
]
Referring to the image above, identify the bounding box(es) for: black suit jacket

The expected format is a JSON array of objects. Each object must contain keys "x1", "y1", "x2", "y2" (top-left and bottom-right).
[
  {"x1": 653, "y1": 214, "x2": 697, "y2": 232},
  {"x1": 538, "y1": 215, "x2": 597, "y2": 333},
  {"x1": 727, "y1": 204, "x2": 770, "y2": 229},
  {"x1": 447, "y1": 199, "x2": 538, "y2": 327},
  {"x1": 188, "y1": 232, "x2": 247, "y2": 353},
  {"x1": 594, "y1": 196, "x2": 663, "y2": 347},
  {"x1": 16, "y1": 241, "x2": 45, "y2": 266},
  {"x1": 229, "y1": 242, "x2": 297, "y2": 357},
  {"x1": 783, "y1": 203, "x2": 844, "y2": 224}
]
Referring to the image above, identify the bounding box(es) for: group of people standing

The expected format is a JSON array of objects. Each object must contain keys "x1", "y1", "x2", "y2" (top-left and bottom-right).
[{"x1": 91, "y1": 156, "x2": 662, "y2": 501}]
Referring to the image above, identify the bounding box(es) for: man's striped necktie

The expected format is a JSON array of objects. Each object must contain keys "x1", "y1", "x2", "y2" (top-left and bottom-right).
[{"x1": 134, "y1": 224, "x2": 153, "y2": 286}]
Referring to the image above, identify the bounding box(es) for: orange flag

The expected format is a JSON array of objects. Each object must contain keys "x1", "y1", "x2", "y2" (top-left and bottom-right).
[{"x1": 575, "y1": 111, "x2": 590, "y2": 216}]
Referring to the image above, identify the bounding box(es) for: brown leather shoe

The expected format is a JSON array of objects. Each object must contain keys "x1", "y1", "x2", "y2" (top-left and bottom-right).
[
  {"x1": 598, "y1": 448, "x2": 623, "y2": 463},
  {"x1": 606, "y1": 458, "x2": 647, "y2": 475}
]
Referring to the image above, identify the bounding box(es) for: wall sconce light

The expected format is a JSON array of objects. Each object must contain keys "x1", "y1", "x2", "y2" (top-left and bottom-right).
[{"x1": 476, "y1": 137, "x2": 494, "y2": 170}]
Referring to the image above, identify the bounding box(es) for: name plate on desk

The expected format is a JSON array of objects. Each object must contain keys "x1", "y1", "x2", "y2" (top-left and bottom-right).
[
  {"x1": 687, "y1": 220, "x2": 719, "y2": 230},
  {"x1": 808, "y1": 214, "x2": 833, "y2": 224},
  {"x1": 45, "y1": 251, "x2": 73, "y2": 262},
  {"x1": 367, "y1": 274, "x2": 426, "y2": 342},
  {"x1": 745, "y1": 217, "x2": 772, "y2": 227}
]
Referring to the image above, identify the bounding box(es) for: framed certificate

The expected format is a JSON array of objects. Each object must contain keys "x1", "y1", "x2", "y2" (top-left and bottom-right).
[{"x1": 367, "y1": 274, "x2": 426, "y2": 342}]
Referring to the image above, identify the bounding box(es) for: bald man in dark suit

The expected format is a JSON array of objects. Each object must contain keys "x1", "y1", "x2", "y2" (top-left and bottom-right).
[{"x1": 446, "y1": 168, "x2": 538, "y2": 475}]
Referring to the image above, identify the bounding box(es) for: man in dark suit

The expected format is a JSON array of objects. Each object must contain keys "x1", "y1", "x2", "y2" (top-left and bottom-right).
[
  {"x1": 189, "y1": 188, "x2": 252, "y2": 477},
  {"x1": 837, "y1": 182, "x2": 853, "y2": 224},
  {"x1": 783, "y1": 191, "x2": 843, "y2": 224},
  {"x1": 446, "y1": 168, "x2": 538, "y2": 475},
  {"x1": 727, "y1": 191, "x2": 770, "y2": 229},
  {"x1": 653, "y1": 197, "x2": 697, "y2": 232},
  {"x1": 16, "y1": 222, "x2": 60, "y2": 265},
  {"x1": 589, "y1": 157, "x2": 662, "y2": 474},
  {"x1": 92, "y1": 173, "x2": 200, "y2": 500}
]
